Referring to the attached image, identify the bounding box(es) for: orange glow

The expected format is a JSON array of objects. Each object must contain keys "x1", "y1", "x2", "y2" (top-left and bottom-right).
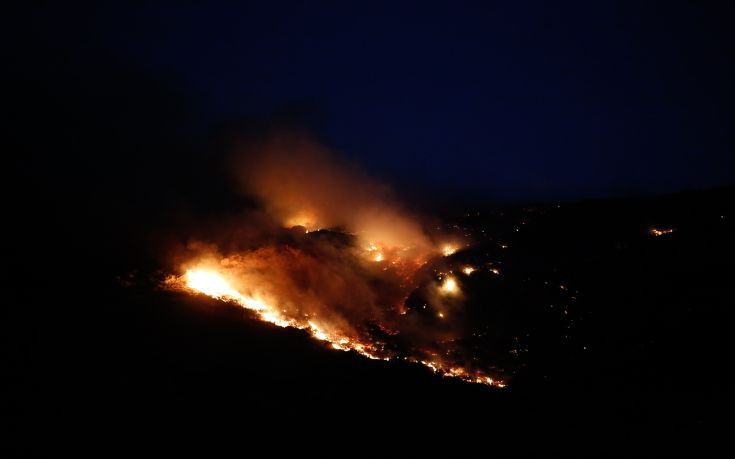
[
  {"x1": 366, "y1": 242, "x2": 384, "y2": 262},
  {"x1": 285, "y1": 211, "x2": 318, "y2": 230},
  {"x1": 440, "y1": 276, "x2": 459, "y2": 294},
  {"x1": 649, "y1": 227, "x2": 675, "y2": 237},
  {"x1": 185, "y1": 269, "x2": 267, "y2": 311},
  {"x1": 441, "y1": 244, "x2": 457, "y2": 256},
  {"x1": 462, "y1": 266, "x2": 475, "y2": 275},
  {"x1": 167, "y1": 266, "x2": 502, "y2": 388}
]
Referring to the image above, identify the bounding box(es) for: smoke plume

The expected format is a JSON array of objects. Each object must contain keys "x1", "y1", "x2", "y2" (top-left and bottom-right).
[{"x1": 233, "y1": 131, "x2": 431, "y2": 250}]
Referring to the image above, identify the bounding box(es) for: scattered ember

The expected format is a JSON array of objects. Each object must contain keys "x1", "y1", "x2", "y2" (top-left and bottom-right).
[{"x1": 649, "y1": 227, "x2": 675, "y2": 237}]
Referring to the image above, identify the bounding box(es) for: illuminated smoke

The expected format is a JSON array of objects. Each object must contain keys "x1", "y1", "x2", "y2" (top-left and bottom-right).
[
  {"x1": 232, "y1": 131, "x2": 432, "y2": 252},
  {"x1": 164, "y1": 131, "x2": 504, "y2": 387}
]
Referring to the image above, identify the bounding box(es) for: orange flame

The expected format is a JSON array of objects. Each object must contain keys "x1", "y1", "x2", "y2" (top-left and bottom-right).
[{"x1": 167, "y1": 267, "x2": 504, "y2": 387}]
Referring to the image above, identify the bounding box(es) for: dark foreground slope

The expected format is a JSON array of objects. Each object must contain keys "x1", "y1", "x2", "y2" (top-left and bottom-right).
[{"x1": 5, "y1": 188, "x2": 734, "y2": 455}]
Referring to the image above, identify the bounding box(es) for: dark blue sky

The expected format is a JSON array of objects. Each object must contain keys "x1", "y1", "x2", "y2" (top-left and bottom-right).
[{"x1": 18, "y1": 1, "x2": 735, "y2": 201}]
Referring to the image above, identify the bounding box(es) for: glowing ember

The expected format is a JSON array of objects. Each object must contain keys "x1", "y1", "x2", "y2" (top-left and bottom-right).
[
  {"x1": 462, "y1": 266, "x2": 475, "y2": 275},
  {"x1": 649, "y1": 227, "x2": 675, "y2": 237}
]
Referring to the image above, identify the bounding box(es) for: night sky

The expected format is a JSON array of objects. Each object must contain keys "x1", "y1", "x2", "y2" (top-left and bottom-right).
[{"x1": 11, "y1": 1, "x2": 735, "y2": 201}]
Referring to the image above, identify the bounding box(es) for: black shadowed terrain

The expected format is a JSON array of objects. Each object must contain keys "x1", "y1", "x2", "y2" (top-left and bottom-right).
[{"x1": 6, "y1": 177, "x2": 733, "y2": 454}]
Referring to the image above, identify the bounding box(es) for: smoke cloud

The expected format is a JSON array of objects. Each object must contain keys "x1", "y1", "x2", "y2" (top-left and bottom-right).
[{"x1": 233, "y1": 131, "x2": 431, "y2": 251}]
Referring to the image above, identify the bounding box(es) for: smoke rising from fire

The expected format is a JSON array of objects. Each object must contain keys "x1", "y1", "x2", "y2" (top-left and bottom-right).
[
  {"x1": 166, "y1": 129, "x2": 503, "y2": 386},
  {"x1": 233, "y1": 131, "x2": 431, "y2": 251}
]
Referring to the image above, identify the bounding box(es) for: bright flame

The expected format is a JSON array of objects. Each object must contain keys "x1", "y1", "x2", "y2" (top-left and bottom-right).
[
  {"x1": 366, "y1": 242, "x2": 384, "y2": 262},
  {"x1": 185, "y1": 269, "x2": 239, "y2": 298},
  {"x1": 440, "y1": 276, "x2": 459, "y2": 294},
  {"x1": 184, "y1": 269, "x2": 290, "y2": 325},
  {"x1": 181, "y1": 268, "x2": 391, "y2": 358},
  {"x1": 462, "y1": 266, "x2": 475, "y2": 275},
  {"x1": 185, "y1": 270, "x2": 266, "y2": 311},
  {"x1": 170, "y1": 267, "x2": 502, "y2": 387},
  {"x1": 441, "y1": 244, "x2": 457, "y2": 256}
]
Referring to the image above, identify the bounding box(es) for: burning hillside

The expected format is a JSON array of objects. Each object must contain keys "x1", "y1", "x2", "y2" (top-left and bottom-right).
[{"x1": 164, "y1": 131, "x2": 507, "y2": 386}]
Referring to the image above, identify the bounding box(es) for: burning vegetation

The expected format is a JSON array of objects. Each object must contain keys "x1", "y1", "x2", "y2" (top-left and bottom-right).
[
  {"x1": 164, "y1": 132, "x2": 507, "y2": 387},
  {"x1": 649, "y1": 226, "x2": 676, "y2": 237}
]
